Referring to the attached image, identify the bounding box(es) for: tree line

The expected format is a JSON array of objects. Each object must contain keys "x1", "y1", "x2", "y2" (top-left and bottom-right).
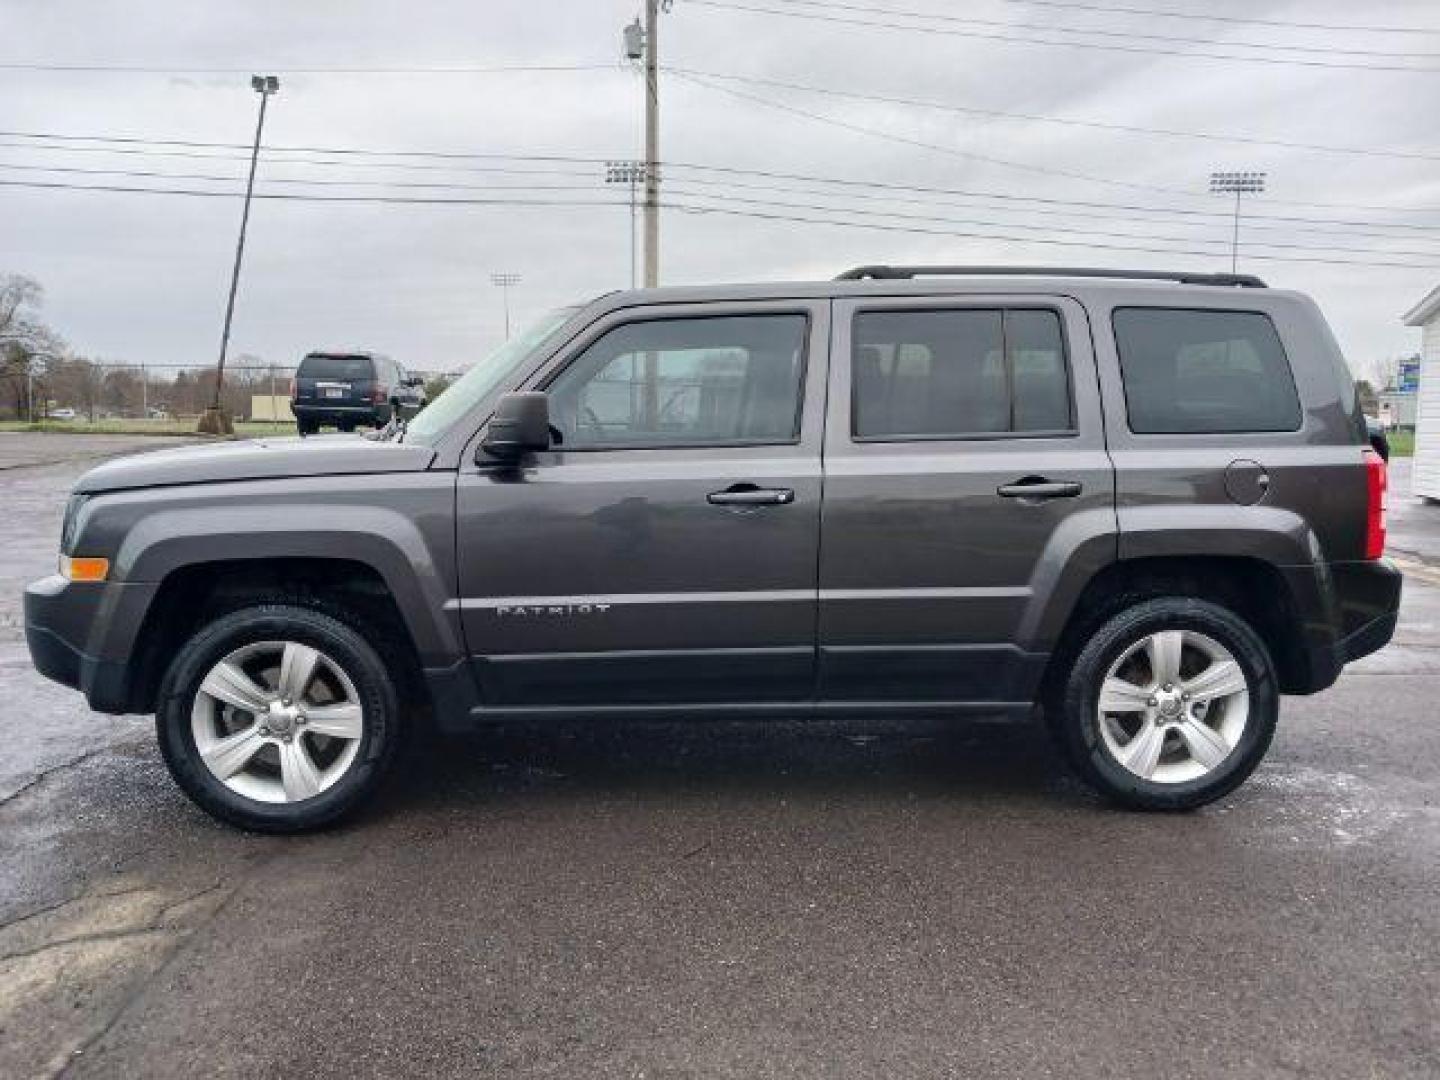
[{"x1": 0, "y1": 272, "x2": 453, "y2": 421}]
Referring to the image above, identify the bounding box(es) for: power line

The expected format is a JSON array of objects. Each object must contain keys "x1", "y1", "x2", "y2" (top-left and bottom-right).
[
  {"x1": 668, "y1": 160, "x2": 1440, "y2": 232},
  {"x1": 670, "y1": 66, "x2": 1440, "y2": 164},
  {"x1": 943, "y1": 0, "x2": 1440, "y2": 36},
  {"x1": 11, "y1": 155, "x2": 1438, "y2": 248},
  {"x1": 661, "y1": 177, "x2": 1440, "y2": 245},
  {"x1": 0, "y1": 161, "x2": 616, "y2": 193},
  {"x1": 759, "y1": 0, "x2": 1440, "y2": 59},
  {"x1": 0, "y1": 129, "x2": 618, "y2": 166},
  {"x1": 0, "y1": 139, "x2": 602, "y2": 178},
  {"x1": 665, "y1": 187, "x2": 1440, "y2": 260},
  {"x1": 5, "y1": 156, "x2": 1437, "y2": 243},
  {"x1": 671, "y1": 69, "x2": 1210, "y2": 200},
  {"x1": 0, "y1": 61, "x2": 620, "y2": 75},
  {"x1": 6, "y1": 125, "x2": 1439, "y2": 223},
  {"x1": 686, "y1": 0, "x2": 1440, "y2": 73},
  {"x1": 6, "y1": 173, "x2": 1439, "y2": 267},
  {"x1": 671, "y1": 71, "x2": 1440, "y2": 216},
  {"x1": 0, "y1": 177, "x2": 630, "y2": 207},
  {"x1": 665, "y1": 200, "x2": 1440, "y2": 270}
]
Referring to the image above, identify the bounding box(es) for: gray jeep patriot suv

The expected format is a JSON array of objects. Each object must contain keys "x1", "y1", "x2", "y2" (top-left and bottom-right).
[{"x1": 25, "y1": 266, "x2": 1401, "y2": 831}]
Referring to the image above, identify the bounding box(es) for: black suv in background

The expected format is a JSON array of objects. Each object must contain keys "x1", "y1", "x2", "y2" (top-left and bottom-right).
[
  {"x1": 291, "y1": 351, "x2": 425, "y2": 435},
  {"x1": 24, "y1": 266, "x2": 1400, "y2": 831}
]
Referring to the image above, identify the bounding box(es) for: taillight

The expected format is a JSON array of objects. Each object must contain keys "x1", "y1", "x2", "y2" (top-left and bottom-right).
[
  {"x1": 288, "y1": 377, "x2": 298, "y2": 402},
  {"x1": 1364, "y1": 448, "x2": 1387, "y2": 559},
  {"x1": 372, "y1": 384, "x2": 388, "y2": 405}
]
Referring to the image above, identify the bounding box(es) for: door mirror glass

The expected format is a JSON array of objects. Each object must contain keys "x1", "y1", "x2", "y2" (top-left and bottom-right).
[{"x1": 481, "y1": 392, "x2": 551, "y2": 460}]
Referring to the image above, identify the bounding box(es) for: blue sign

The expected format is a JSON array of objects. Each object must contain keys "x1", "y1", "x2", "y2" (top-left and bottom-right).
[{"x1": 1397, "y1": 359, "x2": 1420, "y2": 394}]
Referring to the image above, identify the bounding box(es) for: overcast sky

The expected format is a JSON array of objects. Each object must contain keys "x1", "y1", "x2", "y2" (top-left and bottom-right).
[{"x1": 4, "y1": 0, "x2": 1440, "y2": 378}]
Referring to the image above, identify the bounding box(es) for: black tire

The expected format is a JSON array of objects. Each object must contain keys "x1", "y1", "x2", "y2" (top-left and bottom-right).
[
  {"x1": 1051, "y1": 597, "x2": 1278, "y2": 811},
  {"x1": 296, "y1": 417, "x2": 318, "y2": 437},
  {"x1": 156, "y1": 603, "x2": 402, "y2": 832}
]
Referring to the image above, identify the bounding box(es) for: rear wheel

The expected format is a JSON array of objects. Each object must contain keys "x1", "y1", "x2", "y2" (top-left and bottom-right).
[
  {"x1": 156, "y1": 604, "x2": 401, "y2": 832},
  {"x1": 1052, "y1": 597, "x2": 1278, "y2": 810},
  {"x1": 296, "y1": 417, "x2": 318, "y2": 436}
]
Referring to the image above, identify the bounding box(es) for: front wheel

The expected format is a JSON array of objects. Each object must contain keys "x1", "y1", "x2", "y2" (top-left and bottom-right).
[
  {"x1": 1052, "y1": 597, "x2": 1278, "y2": 811},
  {"x1": 156, "y1": 604, "x2": 402, "y2": 832}
]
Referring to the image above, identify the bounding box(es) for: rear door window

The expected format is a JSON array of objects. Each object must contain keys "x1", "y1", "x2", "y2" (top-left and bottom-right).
[
  {"x1": 300, "y1": 355, "x2": 374, "y2": 381},
  {"x1": 851, "y1": 307, "x2": 1073, "y2": 439},
  {"x1": 1112, "y1": 308, "x2": 1302, "y2": 434}
]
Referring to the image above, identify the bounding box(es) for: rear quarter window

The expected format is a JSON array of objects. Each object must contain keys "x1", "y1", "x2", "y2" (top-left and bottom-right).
[
  {"x1": 1112, "y1": 308, "x2": 1302, "y2": 434},
  {"x1": 299, "y1": 355, "x2": 375, "y2": 381}
]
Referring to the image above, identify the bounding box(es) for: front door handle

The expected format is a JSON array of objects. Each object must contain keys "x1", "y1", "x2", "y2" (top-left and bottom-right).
[
  {"x1": 996, "y1": 478, "x2": 1083, "y2": 500},
  {"x1": 708, "y1": 484, "x2": 795, "y2": 507}
]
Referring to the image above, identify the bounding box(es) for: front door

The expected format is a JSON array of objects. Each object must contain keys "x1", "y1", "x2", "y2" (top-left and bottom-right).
[
  {"x1": 818, "y1": 295, "x2": 1116, "y2": 706},
  {"x1": 455, "y1": 300, "x2": 829, "y2": 711}
]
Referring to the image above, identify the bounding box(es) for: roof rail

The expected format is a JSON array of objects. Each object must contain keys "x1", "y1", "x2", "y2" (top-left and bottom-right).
[{"x1": 834, "y1": 265, "x2": 1267, "y2": 288}]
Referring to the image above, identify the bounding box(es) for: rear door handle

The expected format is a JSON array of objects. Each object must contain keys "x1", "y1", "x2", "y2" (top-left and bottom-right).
[
  {"x1": 996, "y1": 478, "x2": 1083, "y2": 500},
  {"x1": 708, "y1": 484, "x2": 795, "y2": 506}
]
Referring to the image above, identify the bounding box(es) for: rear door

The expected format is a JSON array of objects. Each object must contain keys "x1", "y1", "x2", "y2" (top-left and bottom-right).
[
  {"x1": 818, "y1": 295, "x2": 1115, "y2": 706},
  {"x1": 454, "y1": 300, "x2": 829, "y2": 709}
]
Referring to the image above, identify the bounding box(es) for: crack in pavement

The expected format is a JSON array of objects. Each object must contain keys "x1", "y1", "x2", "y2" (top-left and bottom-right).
[
  {"x1": 0, "y1": 748, "x2": 112, "y2": 808},
  {"x1": 49, "y1": 858, "x2": 279, "y2": 1080}
]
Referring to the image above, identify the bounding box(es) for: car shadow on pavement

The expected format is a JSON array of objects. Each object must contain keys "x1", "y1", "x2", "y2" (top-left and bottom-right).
[{"x1": 371, "y1": 715, "x2": 1092, "y2": 822}]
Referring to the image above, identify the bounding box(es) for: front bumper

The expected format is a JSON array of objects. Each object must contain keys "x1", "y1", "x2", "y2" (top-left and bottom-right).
[{"x1": 24, "y1": 574, "x2": 155, "y2": 714}]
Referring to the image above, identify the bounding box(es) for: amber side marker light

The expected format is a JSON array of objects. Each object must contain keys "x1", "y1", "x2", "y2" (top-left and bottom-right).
[{"x1": 60, "y1": 556, "x2": 110, "y2": 582}]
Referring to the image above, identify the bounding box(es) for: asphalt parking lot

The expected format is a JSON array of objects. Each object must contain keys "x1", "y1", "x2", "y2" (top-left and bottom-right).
[{"x1": 2, "y1": 432, "x2": 1438, "y2": 1079}]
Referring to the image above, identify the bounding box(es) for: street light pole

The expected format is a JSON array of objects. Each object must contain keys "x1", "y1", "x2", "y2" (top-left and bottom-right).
[
  {"x1": 202, "y1": 74, "x2": 279, "y2": 435},
  {"x1": 1209, "y1": 170, "x2": 1266, "y2": 273},
  {"x1": 490, "y1": 272, "x2": 521, "y2": 339}
]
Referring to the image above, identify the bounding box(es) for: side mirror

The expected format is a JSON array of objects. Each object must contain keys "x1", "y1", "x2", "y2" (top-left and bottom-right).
[{"x1": 481, "y1": 392, "x2": 551, "y2": 460}]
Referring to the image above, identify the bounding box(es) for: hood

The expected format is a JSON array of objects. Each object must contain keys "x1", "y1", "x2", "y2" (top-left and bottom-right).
[{"x1": 74, "y1": 435, "x2": 438, "y2": 494}]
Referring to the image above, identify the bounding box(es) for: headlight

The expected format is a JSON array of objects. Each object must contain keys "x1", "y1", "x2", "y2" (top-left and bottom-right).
[{"x1": 60, "y1": 493, "x2": 90, "y2": 555}]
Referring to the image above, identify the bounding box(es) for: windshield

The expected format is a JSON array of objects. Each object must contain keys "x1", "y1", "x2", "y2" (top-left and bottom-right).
[{"x1": 404, "y1": 306, "x2": 579, "y2": 445}]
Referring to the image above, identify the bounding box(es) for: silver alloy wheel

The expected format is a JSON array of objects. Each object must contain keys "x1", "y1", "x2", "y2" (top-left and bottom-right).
[
  {"x1": 1096, "y1": 629, "x2": 1250, "y2": 784},
  {"x1": 191, "y1": 640, "x2": 365, "y2": 804}
]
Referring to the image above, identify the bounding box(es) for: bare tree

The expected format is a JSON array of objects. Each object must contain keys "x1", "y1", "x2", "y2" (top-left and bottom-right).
[
  {"x1": 0, "y1": 274, "x2": 44, "y2": 352},
  {"x1": 1362, "y1": 355, "x2": 1402, "y2": 393},
  {"x1": 0, "y1": 274, "x2": 66, "y2": 419}
]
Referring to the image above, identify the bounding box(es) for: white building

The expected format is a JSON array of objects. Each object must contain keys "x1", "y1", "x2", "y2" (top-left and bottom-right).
[{"x1": 1404, "y1": 285, "x2": 1440, "y2": 500}]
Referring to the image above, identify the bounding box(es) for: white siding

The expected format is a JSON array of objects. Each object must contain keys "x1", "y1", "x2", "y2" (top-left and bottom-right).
[{"x1": 1416, "y1": 317, "x2": 1440, "y2": 499}]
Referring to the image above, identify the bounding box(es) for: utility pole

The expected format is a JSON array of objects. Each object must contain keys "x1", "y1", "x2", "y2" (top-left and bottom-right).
[
  {"x1": 625, "y1": 2, "x2": 667, "y2": 287},
  {"x1": 643, "y1": 0, "x2": 660, "y2": 288},
  {"x1": 491, "y1": 272, "x2": 521, "y2": 339},
  {"x1": 1209, "y1": 170, "x2": 1266, "y2": 273},
  {"x1": 202, "y1": 74, "x2": 279, "y2": 436}
]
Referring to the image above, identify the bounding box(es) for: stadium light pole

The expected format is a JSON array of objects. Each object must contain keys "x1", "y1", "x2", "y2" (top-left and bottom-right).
[
  {"x1": 605, "y1": 160, "x2": 644, "y2": 288},
  {"x1": 1209, "y1": 170, "x2": 1266, "y2": 274},
  {"x1": 491, "y1": 272, "x2": 521, "y2": 339},
  {"x1": 202, "y1": 74, "x2": 279, "y2": 436}
]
